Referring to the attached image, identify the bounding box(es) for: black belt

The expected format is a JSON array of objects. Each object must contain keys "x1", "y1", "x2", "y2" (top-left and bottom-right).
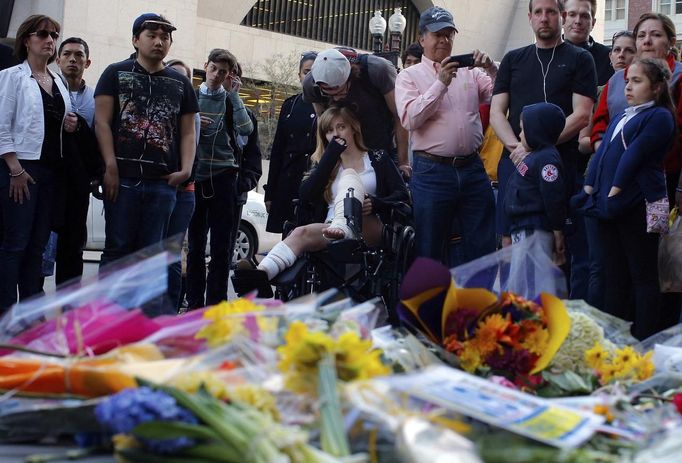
[{"x1": 414, "y1": 150, "x2": 478, "y2": 168}]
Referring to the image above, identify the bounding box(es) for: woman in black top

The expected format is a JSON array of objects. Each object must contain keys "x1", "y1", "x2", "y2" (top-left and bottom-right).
[
  {"x1": 264, "y1": 52, "x2": 318, "y2": 234},
  {"x1": 0, "y1": 15, "x2": 77, "y2": 310}
]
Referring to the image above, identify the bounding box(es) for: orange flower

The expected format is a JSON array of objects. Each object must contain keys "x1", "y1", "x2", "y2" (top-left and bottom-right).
[{"x1": 474, "y1": 313, "x2": 509, "y2": 356}]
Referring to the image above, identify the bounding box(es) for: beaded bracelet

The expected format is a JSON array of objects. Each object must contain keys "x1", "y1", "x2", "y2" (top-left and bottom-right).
[{"x1": 9, "y1": 169, "x2": 25, "y2": 178}]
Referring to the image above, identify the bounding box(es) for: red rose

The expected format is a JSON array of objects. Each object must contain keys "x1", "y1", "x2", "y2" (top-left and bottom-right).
[{"x1": 673, "y1": 393, "x2": 682, "y2": 414}]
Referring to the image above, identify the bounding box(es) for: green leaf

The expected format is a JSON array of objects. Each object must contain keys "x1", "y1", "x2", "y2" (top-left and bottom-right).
[
  {"x1": 541, "y1": 370, "x2": 593, "y2": 395},
  {"x1": 132, "y1": 420, "x2": 221, "y2": 441}
]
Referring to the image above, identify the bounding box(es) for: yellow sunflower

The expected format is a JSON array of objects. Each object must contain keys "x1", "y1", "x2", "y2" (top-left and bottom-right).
[{"x1": 585, "y1": 343, "x2": 609, "y2": 370}]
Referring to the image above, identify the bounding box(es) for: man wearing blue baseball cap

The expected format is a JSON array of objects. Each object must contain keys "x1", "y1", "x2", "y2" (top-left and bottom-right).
[
  {"x1": 94, "y1": 13, "x2": 199, "y2": 288},
  {"x1": 395, "y1": 6, "x2": 498, "y2": 267}
]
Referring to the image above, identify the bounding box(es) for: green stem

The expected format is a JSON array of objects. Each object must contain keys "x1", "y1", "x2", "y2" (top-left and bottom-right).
[
  {"x1": 0, "y1": 343, "x2": 68, "y2": 358},
  {"x1": 318, "y1": 352, "x2": 350, "y2": 457}
]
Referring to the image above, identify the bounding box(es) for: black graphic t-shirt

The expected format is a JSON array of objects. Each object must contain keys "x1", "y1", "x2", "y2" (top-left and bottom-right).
[{"x1": 95, "y1": 58, "x2": 199, "y2": 179}]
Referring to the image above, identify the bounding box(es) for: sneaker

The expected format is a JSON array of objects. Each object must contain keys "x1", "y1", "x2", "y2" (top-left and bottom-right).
[{"x1": 232, "y1": 268, "x2": 274, "y2": 298}]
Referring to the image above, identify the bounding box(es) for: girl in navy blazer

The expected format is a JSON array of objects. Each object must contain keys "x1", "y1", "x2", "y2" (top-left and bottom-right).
[{"x1": 576, "y1": 57, "x2": 675, "y2": 339}]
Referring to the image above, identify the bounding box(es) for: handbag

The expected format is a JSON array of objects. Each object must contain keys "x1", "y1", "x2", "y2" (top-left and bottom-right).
[
  {"x1": 646, "y1": 197, "x2": 670, "y2": 234},
  {"x1": 620, "y1": 129, "x2": 670, "y2": 234}
]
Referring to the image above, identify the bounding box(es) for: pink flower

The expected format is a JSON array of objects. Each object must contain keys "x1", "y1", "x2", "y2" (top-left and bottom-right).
[{"x1": 489, "y1": 375, "x2": 517, "y2": 389}]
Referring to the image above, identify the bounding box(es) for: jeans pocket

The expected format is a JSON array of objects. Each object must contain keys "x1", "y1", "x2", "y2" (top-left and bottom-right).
[{"x1": 413, "y1": 156, "x2": 437, "y2": 176}]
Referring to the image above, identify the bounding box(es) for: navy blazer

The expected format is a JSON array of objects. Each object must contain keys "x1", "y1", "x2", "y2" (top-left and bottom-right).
[{"x1": 580, "y1": 105, "x2": 674, "y2": 219}]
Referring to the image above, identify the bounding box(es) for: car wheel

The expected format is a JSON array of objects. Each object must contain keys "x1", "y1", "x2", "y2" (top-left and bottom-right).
[{"x1": 233, "y1": 223, "x2": 257, "y2": 262}]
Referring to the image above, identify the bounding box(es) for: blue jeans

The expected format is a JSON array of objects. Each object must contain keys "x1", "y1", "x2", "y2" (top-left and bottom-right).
[
  {"x1": 167, "y1": 189, "x2": 195, "y2": 311},
  {"x1": 100, "y1": 178, "x2": 177, "y2": 268},
  {"x1": 411, "y1": 155, "x2": 496, "y2": 267},
  {"x1": 564, "y1": 166, "x2": 589, "y2": 300},
  {"x1": 186, "y1": 171, "x2": 239, "y2": 309},
  {"x1": 0, "y1": 161, "x2": 56, "y2": 310}
]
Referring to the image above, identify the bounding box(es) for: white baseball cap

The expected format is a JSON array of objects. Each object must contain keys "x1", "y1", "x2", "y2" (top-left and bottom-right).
[{"x1": 311, "y1": 49, "x2": 351, "y2": 87}]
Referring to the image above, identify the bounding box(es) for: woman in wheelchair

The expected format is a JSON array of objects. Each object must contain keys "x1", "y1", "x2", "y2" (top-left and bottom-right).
[{"x1": 234, "y1": 105, "x2": 410, "y2": 296}]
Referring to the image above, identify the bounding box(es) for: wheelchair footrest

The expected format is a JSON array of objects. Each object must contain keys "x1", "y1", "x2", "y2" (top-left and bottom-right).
[{"x1": 326, "y1": 238, "x2": 364, "y2": 262}]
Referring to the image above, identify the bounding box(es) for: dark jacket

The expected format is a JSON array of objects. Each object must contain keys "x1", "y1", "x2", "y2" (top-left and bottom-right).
[
  {"x1": 299, "y1": 142, "x2": 410, "y2": 225},
  {"x1": 567, "y1": 37, "x2": 613, "y2": 87},
  {"x1": 236, "y1": 108, "x2": 262, "y2": 205},
  {"x1": 0, "y1": 43, "x2": 16, "y2": 71},
  {"x1": 576, "y1": 106, "x2": 674, "y2": 219},
  {"x1": 52, "y1": 113, "x2": 104, "y2": 229},
  {"x1": 265, "y1": 93, "x2": 316, "y2": 232},
  {"x1": 505, "y1": 102, "x2": 567, "y2": 232}
]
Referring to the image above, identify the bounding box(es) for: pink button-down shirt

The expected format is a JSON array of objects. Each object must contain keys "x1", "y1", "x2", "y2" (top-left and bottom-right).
[{"x1": 395, "y1": 55, "x2": 495, "y2": 157}]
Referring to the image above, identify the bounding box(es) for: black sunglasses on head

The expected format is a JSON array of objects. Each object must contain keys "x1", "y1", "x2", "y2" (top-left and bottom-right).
[
  {"x1": 612, "y1": 30, "x2": 634, "y2": 42},
  {"x1": 30, "y1": 30, "x2": 59, "y2": 40},
  {"x1": 138, "y1": 20, "x2": 176, "y2": 34}
]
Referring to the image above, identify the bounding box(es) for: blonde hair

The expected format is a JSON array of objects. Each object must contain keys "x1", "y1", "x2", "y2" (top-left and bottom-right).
[{"x1": 310, "y1": 106, "x2": 368, "y2": 203}]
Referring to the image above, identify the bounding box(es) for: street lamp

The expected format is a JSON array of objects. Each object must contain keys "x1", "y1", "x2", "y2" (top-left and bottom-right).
[
  {"x1": 388, "y1": 7, "x2": 407, "y2": 52},
  {"x1": 368, "y1": 10, "x2": 387, "y2": 53}
]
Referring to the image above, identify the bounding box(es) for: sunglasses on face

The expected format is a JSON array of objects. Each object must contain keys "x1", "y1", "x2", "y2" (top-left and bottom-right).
[{"x1": 29, "y1": 30, "x2": 59, "y2": 40}]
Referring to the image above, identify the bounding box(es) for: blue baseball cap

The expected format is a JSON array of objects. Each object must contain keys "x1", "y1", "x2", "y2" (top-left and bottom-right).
[
  {"x1": 132, "y1": 13, "x2": 176, "y2": 36},
  {"x1": 419, "y1": 7, "x2": 458, "y2": 33}
]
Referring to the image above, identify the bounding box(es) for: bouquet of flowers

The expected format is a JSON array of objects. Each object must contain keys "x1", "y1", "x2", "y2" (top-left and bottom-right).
[{"x1": 398, "y1": 257, "x2": 570, "y2": 387}]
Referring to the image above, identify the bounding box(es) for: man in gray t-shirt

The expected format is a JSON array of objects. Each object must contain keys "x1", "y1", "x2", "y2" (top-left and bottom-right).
[{"x1": 302, "y1": 48, "x2": 410, "y2": 177}]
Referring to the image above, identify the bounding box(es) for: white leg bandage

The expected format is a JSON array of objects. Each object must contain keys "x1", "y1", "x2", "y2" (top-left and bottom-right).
[
  {"x1": 328, "y1": 168, "x2": 365, "y2": 239},
  {"x1": 257, "y1": 241, "x2": 297, "y2": 280}
]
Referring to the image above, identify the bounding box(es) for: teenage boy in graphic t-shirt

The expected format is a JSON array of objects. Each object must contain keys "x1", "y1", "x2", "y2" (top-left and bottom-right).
[{"x1": 94, "y1": 13, "x2": 198, "y2": 270}]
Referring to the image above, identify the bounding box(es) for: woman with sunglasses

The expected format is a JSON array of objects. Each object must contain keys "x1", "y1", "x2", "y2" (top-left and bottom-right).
[
  {"x1": 0, "y1": 15, "x2": 77, "y2": 311},
  {"x1": 264, "y1": 51, "x2": 318, "y2": 236}
]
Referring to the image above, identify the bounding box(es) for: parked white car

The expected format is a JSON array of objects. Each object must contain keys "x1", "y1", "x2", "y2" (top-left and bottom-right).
[{"x1": 86, "y1": 190, "x2": 280, "y2": 261}]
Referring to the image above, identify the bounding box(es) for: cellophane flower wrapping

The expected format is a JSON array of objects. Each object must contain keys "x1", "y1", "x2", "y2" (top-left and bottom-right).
[{"x1": 0, "y1": 237, "x2": 185, "y2": 355}]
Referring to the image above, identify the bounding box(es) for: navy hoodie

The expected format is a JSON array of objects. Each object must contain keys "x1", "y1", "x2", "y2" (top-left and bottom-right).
[{"x1": 504, "y1": 103, "x2": 567, "y2": 232}]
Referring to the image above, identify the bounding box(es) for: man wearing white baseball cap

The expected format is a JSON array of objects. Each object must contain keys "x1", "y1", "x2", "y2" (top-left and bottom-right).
[{"x1": 303, "y1": 48, "x2": 410, "y2": 178}]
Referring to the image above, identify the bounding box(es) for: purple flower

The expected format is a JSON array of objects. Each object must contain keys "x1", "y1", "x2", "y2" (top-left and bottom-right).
[
  {"x1": 95, "y1": 387, "x2": 197, "y2": 454},
  {"x1": 444, "y1": 308, "x2": 479, "y2": 340}
]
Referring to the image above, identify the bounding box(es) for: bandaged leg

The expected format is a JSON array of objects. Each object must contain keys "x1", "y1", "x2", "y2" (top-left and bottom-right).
[
  {"x1": 257, "y1": 241, "x2": 297, "y2": 280},
  {"x1": 324, "y1": 168, "x2": 365, "y2": 240}
]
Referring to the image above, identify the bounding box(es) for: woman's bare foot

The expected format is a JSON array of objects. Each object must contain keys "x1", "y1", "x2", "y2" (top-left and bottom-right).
[{"x1": 323, "y1": 227, "x2": 346, "y2": 240}]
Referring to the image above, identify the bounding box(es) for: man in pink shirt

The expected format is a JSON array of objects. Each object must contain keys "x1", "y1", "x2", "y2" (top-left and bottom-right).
[{"x1": 395, "y1": 6, "x2": 497, "y2": 266}]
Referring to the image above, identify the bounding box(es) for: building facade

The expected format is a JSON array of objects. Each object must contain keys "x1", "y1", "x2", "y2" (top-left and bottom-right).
[
  {"x1": 602, "y1": 0, "x2": 682, "y2": 45},
  {"x1": 4, "y1": 0, "x2": 606, "y2": 151}
]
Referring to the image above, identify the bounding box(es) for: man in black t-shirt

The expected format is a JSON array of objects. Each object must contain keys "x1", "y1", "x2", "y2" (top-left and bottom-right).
[
  {"x1": 490, "y1": 0, "x2": 597, "y2": 299},
  {"x1": 562, "y1": 0, "x2": 613, "y2": 86},
  {"x1": 94, "y1": 14, "x2": 198, "y2": 272}
]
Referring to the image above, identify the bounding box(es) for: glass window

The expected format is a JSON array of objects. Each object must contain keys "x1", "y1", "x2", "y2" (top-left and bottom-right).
[
  {"x1": 616, "y1": 0, "x2": 626, "y2": 20},
  {"x1": 605, "y1": 0, "x2": 613, "y2": 20},
  {"x1": 660, "y1": 0, "x2": 672, "y2": 15}
]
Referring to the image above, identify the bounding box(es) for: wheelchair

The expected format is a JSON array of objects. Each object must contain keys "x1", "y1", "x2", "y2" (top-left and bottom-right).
[{"x1": 270, "y1": 188, "x2": 415, "y2": 325}]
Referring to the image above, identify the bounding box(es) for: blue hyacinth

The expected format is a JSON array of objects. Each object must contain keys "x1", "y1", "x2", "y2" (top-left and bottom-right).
[{"x1": 95, "y1": 387, "x2": 198, "y2": 454}]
